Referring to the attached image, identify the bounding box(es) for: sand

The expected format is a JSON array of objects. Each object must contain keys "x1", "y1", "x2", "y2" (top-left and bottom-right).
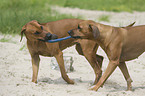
[{"x1": 0, "y1": 6, "x2": 145, "y2": 96}]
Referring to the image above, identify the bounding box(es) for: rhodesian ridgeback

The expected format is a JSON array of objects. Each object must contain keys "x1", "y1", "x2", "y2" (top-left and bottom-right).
[
  {"x1": 20, "y1": 19, "x2": 104, "y2": 84},
  {"x1": 68, "y1": 20, "x2": 141, "y2": 91},
  {"x1": 20, "y1": 19, "x2": 135, "y2": 85}
]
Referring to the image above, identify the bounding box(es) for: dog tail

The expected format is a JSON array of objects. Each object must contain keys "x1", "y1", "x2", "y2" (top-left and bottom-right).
[{"x1": 126, "y1": 22, "x2": 136, "y2": 27}]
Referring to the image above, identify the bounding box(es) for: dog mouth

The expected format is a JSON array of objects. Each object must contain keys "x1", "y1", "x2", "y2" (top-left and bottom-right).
[
  {"x1": 68, "y1": 30, "x2": 82, "y2": 39},
  {"x1": 38, "y1": 33, "x2": 58, "y2": 42},
  {"x1": 37, "y1": 38, "x2": 48, "y2": 42}
]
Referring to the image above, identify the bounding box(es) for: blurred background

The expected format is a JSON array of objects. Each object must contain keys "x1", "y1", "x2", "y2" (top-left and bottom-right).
[{"x1": 0, "y1": 0, "x2": 145, "y2": 35}]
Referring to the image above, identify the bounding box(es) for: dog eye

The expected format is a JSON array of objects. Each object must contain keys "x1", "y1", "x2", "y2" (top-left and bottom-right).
[{"x1": 34, "y1": 31, "x2": 40, "y2": 35}]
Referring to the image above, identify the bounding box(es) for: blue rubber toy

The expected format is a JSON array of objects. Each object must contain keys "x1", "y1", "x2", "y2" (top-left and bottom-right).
[{"x1": 47, "y1": 36, "x2": 72, "y2": 43}]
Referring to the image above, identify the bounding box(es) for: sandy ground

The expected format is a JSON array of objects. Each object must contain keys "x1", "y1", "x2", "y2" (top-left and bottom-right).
[{"x1": 0, "y1": 6, "x2": 145, "y2": 96}]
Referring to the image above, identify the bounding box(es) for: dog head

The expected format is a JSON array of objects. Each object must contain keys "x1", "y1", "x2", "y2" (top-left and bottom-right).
[
  {"x1": 68, "y1": 20, "x2": 100, "y2": 40},
  {"x1": 20, "y1": 20, "x2": 58, "y2": 42}
]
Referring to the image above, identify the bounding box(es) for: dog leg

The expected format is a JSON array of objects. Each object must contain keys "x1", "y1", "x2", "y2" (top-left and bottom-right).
[
  {"x1": 96, "y1": 54, "x2": 104, "y2": 69},
  {"x1": 54, "y1": 51, "x2": 74, "y2": 84},
  {"x1": 95, "y1": 54, "x2": 104, "y2": 84},
  {"x1": 76, "y1": 43, "x2": 103, "y2": 69},
  {"x1": 76, "y1": 43, "x2": 103, "y2": 84},
  {"x1": 84, "y1": 53, "x2": 102, "y2": 85},
  {"x1": 119, "y1": 62, "x2": 133, "y2": 91},
  {"x1": 90, "y1": 60, "x2": 119, "y2": 91},
  {"x1": 86, "y1": 57, "x2": 102, "y2": 84},
  {"x1": 31, "y1": 54, "x2": 40, "y2": 83}
]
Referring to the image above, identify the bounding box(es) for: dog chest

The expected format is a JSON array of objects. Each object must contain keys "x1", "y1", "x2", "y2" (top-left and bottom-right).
[{"x1": 28, "y1": 41, "x2": 59, "y2": 57}]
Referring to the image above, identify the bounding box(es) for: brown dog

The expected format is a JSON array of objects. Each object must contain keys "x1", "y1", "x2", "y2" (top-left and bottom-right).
[
  {"x1": 20, "y1": 19, "x2": 135, "y2": 85},
  {"x1": 21, "y1": 19, "x2": 105, "y2": 84},
  {"x1": 68, "y1": 20, "x2": 142, "y2": 91}
]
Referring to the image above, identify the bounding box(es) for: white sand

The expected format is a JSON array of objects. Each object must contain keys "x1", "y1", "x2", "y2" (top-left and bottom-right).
[{"x1": 0, "y1": 6, "x2": 145, "y2": 96}]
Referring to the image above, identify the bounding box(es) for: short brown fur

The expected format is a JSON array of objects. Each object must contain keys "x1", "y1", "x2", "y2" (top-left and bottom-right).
[
  {"x1": 69, "y1": 20, "x2": 143, "y2": 91},
  {"x1": 21, "y1": 19, "x2": 104, "y2": 84}
]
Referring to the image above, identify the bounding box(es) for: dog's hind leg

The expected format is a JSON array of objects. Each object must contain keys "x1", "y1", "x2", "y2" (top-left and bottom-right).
[
  {"x1": 76, "y1": 43, "x2": 103, "y2": 84},
  {"x1": 76, "y1": 43, "x2": 104, "y2": 68},
  {"x1": 54, "y1": 51, "x2": 74, "y2": 84},
  {"x1": 83, "y1": 51, "x2": 102, "y2": 85},
  {"x1": 119, "y1": 62, "x2": 133, "y2": 91},
  {"x1": 95, "y1": 54, "x2": 104, "y2": 71}
]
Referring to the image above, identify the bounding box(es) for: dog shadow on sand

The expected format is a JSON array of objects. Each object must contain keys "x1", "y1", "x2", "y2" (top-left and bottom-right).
[
  {"x1": 38, "y1": 77, "x2": 94, "y2": 85},
  {"x1": 38, "y1": 77, "x2": 145, "y2": 91},
  {"x1": 103, "y1": 80, "x2": 145, "y2": 92}
]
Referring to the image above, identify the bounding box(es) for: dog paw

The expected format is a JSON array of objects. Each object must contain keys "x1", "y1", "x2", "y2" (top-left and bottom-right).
[
  {"x1": 126, "y1": 87, "x2": 133, "y2": 91},
  {"x1": 32, "y1": 80, "x2": 37, "y2": 83},
  {"x1": 68, "y1": 79, "x2": 75, "y2": 84},
  {"x1": 89, "y1": 85, "x2": 98, "y2": 91}
]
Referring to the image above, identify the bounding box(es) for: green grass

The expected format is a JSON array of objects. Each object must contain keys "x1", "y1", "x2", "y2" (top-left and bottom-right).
[
  {"x1": 98, "y1": 15, "x2": 110, "y2": 22},
  {"x1": 1, "y1": 0, "x2": 145, "y2": 35},
  {"x1": 0, "y1": 36, "x2": 17, "y2": 43},
  {"x1": 0, "y1": 37, "x2": 11, "y2": 42},
  {"x1": 0, "y1": 0, "x2": 80, "y2": 35},
  {"x1": 19, "y1": 44, "x2": 26, "y2": 51},
  {"x1": 48, "y1": 0, "x2": 145, "y2": 12}
]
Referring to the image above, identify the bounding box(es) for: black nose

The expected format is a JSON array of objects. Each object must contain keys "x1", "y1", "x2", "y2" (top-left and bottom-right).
[
  {"x1": 68, "y1": 30, "x2": 74, "y2": 36},
  {"x1": 68, "y1": 30, "x2": 81, "y2": 39},
  {"x1": 51, "y1": 34, "x2": 58, "y2": 39},
  {"x1": 45, "y1": 33, "x2": 52, "y2": 40},
  {"x1": 45, "y1": 33, "x2": 58, "y2": 40}
]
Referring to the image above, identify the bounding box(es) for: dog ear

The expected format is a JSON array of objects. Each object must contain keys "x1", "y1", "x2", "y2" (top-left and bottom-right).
[
  {"x1": 20, "y1": 27, "x2": 26, "y2": 42},
  {"x1": 89, "y1": 25, "x2": 100, "y2": 39}
]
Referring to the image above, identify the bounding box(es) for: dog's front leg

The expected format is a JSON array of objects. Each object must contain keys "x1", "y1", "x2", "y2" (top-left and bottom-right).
[
  {"x1": 54, "y1": 51, "x2": 74, "y2": 84},
  {"x1": 90, "y1": 60, "x2": 119, "y2": 91},
  {"x1": 31, "y1": 54, "x2": 40, "y2": 83}
]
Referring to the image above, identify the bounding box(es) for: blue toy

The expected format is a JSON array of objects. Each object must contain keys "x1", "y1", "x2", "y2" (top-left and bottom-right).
[{"x1": 46, "y1": 36, "x2": 72, "y2": 43}]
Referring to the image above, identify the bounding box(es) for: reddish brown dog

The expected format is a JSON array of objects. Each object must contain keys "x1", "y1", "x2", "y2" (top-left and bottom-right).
[
  {"x1": 21, "y1": 19, "x2": 104, "y2": 84},
  {"x1": 20, "y1": 19, "x2": 135, "y2": 85},
  {"x1": 68, "y1": 20, "x2": 143, "y2": 91}
]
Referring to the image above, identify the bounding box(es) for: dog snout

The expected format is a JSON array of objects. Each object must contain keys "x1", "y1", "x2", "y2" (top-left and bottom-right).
[
  {"x1": 68, "y1": 30, "x2": 74, "y2": 36},
  {"x1": 68, "y1": 30, "x2": 81, "y2": 39},
  {"x1": 45, "y1": 33, "x2": 58, "y2": 40},
  {"x1": 45, "y1": 33, "x2": 52, "y2": 40},
  {"x1": 51, "y1": 34, "x2": 58, "y2": 39}
]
